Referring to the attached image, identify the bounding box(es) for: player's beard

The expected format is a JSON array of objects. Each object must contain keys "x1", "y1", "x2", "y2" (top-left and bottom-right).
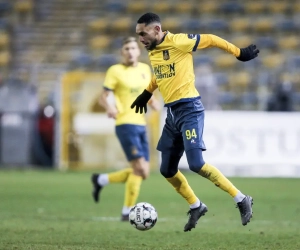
[{"x1": 147, "y1": 39, "x2": 158, "y2": 51}]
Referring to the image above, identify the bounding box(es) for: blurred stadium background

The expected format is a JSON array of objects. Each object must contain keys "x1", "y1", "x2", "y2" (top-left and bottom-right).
[
  {"x1": 0, "y1": 0, "x2": 300, "y2": 172},
  {"x1": 1, "y1": 1, "x2": 300, "y2": 249}
]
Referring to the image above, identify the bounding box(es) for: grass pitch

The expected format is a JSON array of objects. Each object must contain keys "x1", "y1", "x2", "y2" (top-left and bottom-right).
[{"x1": 0, "y1": 170, "x2": 299, "y2": 250}]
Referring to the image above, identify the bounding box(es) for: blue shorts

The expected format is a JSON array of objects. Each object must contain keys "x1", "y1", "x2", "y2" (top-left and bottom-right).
[
  {"x1": 157, "y1": 98, "x2": 206, "y2": 154},
  {"x1": 115, "y1": 124, "x2": 149, "y2": 162}
]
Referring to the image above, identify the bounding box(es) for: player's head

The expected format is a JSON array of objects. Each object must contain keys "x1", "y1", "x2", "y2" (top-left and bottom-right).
[
  {"x1": 121, "y1": 37, "x2": 140, "y2": 65},
  {"x1": 136, "y1": 13, "x2": 162, "y2": 51}
]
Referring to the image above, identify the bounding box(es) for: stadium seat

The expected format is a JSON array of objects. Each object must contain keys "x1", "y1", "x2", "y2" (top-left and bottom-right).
[
  {"x1": 104, "y1": 2, "x2": 126, "y2": 12},
  {"x1": 215, "y1": 72, "x2": 229, "y2": 87},
  {"x1": 14, "y1": 0, "x2": 33, "y2": 13},
  {"x1": 229, "y1": 71, "x2": 251, "y2": 90},
  {"x1": 163, "y1": 17, "x2": 181, "y2": 32},
  {"x1": 151, "y1": 2, "x2": 172, "y2": 13},
  {"x1": 127, "y1": 1, "x2": 147, "y2": 14},
  {"x1": 182, "y1": 19, "x2": 203, "y2": 32},
  {"x1": 231, "y1": 35, "x2": 252, "y2": 48},
  {"x1": 229, "y1": 18, "x2": 251, "y2": 33},
  {"x1": 278, "y1": 36, "x2": 299, "y2": 50},
  {"x1": 0, "y1": 2, "x2": 12, "y2": 15},
  {"x1": 193, "y1": 55, "x2": 213, "y2": 67},
  {"x1": 0, "y1": 32, "x2": 9, "y2": 49},
  {"x1": 261, "y1": 54, "x2": 285, "y2": 69},
  {"x1": 111, "y1": 17, "x2": 132, "y2": 32},
  {"x1": 252, "y1": 18, "x2": 274, "y2": 33},
  {"x1": 174, "y1": 2, "x2": 193, "y2": 14},
  {"x1": 205, "y1": 19, "x2": 228, "y2": 32},
  {"x1": 95, "y1": 54, "x2": 118, "y2": 69},
  {"x1": 255, "y1": 36, "x2": 277, "y2": 50},
  {"x1": 89, "y1": 35, "x2": 111, "y2": 51},
  {"x1": 220, "y1": 2, "x2": 244, "y2": 14},
  {"x1": 110, "y1": 36, "x2": 123, "y2": 50},
  {"x1": 73, "y1": 54, "x2": 93, "y2": 68},
  {"x1": 293, "y1": 2, "x2": 300, "y2": 13},
  {"x1": 275, "y1": 20, "x2": 297, "y2": 33},
  {"x1": 244, "y1": 2, "x2": 266, "y2": 14},
  {"x1": 267, "y1": 2, "x2": 289, "y2": 14},
  {"x1": 218, "y1": 91, "x2": 235, "y2": 105},
  {"x1": 214, "y1": 54, "x2": 237, "y2": 69},
  {"x1": 198, "y1": 1, "x2": 219, "y2": 14},
  {"x1": 88, "y1": 18, "x2": 109, "y2": 33},
  {"x1": 0, "y1": 50, "x2": 10, "y2": 67}
]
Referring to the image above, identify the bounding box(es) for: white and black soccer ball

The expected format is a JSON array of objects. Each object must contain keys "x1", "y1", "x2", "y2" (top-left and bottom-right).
[{"x1": 129, "y1": 202, "x2": 158, "y2": 231}]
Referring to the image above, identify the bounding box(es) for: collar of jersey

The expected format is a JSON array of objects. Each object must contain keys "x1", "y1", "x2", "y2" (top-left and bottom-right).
[{"x1": 157, "y1": 31, "x2": 169, "y2": 47}]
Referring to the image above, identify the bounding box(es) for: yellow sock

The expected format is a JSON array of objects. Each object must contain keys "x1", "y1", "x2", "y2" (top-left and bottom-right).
[
  {"x1": 199, "y1": 163, "x2": 239, "y2": 197},
  {"x1": 124, "y1": 173, "x2": 143, "y2": 207},
  {"x1": 166, "y1": 170, "x2": 198, "y2": 205},
  {"x1": 108, "y1": 168, "x2": 133, "y2": 183}
]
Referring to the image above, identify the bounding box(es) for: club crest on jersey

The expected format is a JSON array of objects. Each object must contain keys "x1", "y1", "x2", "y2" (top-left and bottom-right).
[{"x1": 163, "y1": 50, "x2": 170, "y2": 60}]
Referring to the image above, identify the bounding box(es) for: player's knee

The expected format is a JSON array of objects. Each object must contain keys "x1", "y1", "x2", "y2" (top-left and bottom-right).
[
  {"x1": 160, "y1": 165, "x2": 177, "y2": 178},
  {"x1": 186, "y1": 149, "x2": 205, "y2": 173},
  {"x1": 131, "y1": 158, "x2": 149, "y2": 179}
]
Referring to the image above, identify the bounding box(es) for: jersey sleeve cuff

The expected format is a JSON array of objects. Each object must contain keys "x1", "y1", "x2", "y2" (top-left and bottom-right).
[{"x1": 192, "y1": 34, "x2": 200, "y2": 52}]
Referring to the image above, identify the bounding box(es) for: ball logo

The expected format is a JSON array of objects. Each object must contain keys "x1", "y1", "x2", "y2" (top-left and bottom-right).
[{"x1": 136, "y1": 207, "x2": 141, "y2": 222}]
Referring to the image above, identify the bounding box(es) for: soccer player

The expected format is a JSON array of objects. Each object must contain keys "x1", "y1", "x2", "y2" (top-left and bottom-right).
[
  {"x1": 91, "y1": 37, "x2": 159, "y2": 221},
  {"x1": 131, "y1": 13, "x2": 259, "y2": 232}
]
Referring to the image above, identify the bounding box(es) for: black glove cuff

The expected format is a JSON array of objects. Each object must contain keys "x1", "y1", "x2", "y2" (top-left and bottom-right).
[{"x1": 142, "y1": 89, "x2": 153, "y2": 101}]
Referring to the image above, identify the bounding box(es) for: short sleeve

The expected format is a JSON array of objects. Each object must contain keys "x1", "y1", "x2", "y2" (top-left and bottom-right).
[
  {"x1": 172, "y1": 33, "x2": 200, "y2": 52},
  {"x1": 103, "y1": 66, "x2": 118, "y2": 90}
]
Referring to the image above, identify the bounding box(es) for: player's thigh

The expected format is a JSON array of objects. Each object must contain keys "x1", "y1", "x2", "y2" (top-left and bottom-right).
[
  {"x1": 115, "y1": 124, "x2": 147, "y2": 162},
  {"x1": 181, "y1": 110, "x2": 206, "y2": 152},
  {"x1": 157, "y1": 120, "x2": 184, "y2": 153}
]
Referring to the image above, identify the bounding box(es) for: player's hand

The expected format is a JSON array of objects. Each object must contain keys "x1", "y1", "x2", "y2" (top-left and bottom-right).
[
  {"x1": 237, "y1": 44, "x2": 259, "y2": 62},
  {"x1": 106, "y1": 106, "x2": 118, "y2": 119},
  {"x1": 131, "y1": 89, "x2": 152, "y2": 114}
]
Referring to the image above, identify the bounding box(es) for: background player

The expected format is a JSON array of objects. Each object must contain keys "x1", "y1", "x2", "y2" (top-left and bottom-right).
[
  {"x1": 131, "y1": 13, "x2": 259, "y2": 231},
  {"x1": 91, "y1": 36, "x2": 159, "y2": 221}
]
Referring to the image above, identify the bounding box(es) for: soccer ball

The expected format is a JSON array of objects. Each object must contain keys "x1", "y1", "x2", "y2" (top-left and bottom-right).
[{"x1": 129, "y1": 202, "x2": 158, "y2": 231}]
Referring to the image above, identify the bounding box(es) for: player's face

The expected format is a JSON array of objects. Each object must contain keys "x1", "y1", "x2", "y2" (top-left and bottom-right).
[
  {"x1": 121, "y1": 41, "x2": 140, "y2": 64},
  {"x1": 136, "y1": 23, "x2": 159, "y2": 51}
]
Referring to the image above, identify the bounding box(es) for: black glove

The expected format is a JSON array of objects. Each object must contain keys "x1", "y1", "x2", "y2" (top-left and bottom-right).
[
  {"x1": 237, "y1": 44, "x2": 259, "y2": 62},
  {"x1": 131, "y1": 89, "x2": 152, "y2": 114}
]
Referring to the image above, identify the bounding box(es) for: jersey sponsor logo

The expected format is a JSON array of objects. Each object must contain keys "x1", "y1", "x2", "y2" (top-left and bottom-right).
[
  {"x1": 162, "y1": 50, "x2": 170, "y2": 60},
  {"x1": 153, "y1": 63, "x2": 175, "y2": 79},
  {"x1": 187, "y1": 33, "x2": 197, "y2": 40}
]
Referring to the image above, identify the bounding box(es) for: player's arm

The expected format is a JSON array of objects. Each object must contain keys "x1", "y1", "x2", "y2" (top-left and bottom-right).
[
  {"x1": 197, "y1": 34, "x2": 259, "y2": 61},
  {"x1": 148, "y1": 96, "x2": 160, "y2": 111},
  {"x1": 131, "y1": 75, "x2": 157, "y2": 114},
  {"x1": 99, "y1": 89, "x2": 118, "y2": 119},
  {"x1": 100, "y1": 66, "x2": 119, "y2": 119}
]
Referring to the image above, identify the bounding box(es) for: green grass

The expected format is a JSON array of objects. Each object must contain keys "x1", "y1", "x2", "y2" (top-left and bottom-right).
[{"x1": 0, "y1": 170, "x2": 300, "y2": 250}]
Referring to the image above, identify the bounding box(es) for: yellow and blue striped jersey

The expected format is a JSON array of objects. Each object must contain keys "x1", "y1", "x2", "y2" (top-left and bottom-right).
[
  {"x1": 103, "y1": 63, "x2": 152, "y2": 125},
  {"x1": 146, "y1": 32, "x2": 240, "y2": 106}
]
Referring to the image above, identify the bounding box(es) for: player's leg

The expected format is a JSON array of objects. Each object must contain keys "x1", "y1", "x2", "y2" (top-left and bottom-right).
[
  {"x1": 91, "y1": 125, "x2": 143, "y2": 207},
  {"x1": 186, "y1": 149, "x2": 253, "y2": 226},
  {"x1": 121, "y1": 125, "x2": 150, "y2": 220},
  {"x1": 181, "y1": 99, "x2": 253, "y2": 225},
  {"x1": 158, "y1": 111, "x2": 207, "y2": 231}
]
